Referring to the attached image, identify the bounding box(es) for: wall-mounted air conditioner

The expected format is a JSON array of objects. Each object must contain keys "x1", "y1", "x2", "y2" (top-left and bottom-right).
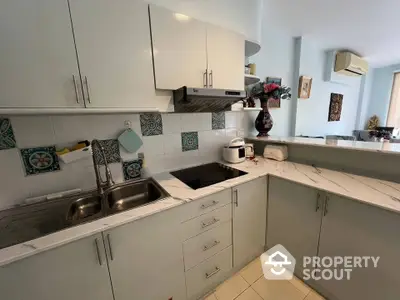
[{"x1": 334, "y1": 52, "x2": 368, "y2": 76}]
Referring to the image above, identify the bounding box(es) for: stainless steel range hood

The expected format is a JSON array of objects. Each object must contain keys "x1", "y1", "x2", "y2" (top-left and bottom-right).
[{"x1": 173, "y1": 86, "x2": 246, "y2": 113}]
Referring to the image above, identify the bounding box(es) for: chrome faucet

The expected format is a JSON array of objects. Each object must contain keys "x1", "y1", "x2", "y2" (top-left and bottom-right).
[{"x1": 91, "y1": 139, "x2": 115, "y2": 195}]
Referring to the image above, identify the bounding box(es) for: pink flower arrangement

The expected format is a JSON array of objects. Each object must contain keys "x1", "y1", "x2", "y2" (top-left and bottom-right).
[{"x1": 263, "y1": 83, "x2": 280, "y2": 93}]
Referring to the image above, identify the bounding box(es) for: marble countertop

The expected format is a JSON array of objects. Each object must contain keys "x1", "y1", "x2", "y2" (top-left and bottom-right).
[
  {"x1": 2, "y1": 157, "x2": 400, "y2": 267},
  {"x1": 246, "y1": 136, "x2": 400, "y2": 155}
]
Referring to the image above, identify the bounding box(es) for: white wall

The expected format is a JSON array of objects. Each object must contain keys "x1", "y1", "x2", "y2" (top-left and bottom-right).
[
  {"x1": 0, "y1": 112, "x2": 245, "y2": 210},
  {"x1": 295, "y1": 38, "x2": 362, "y2": 136},
  {"x1": 245, "y1": 25, "x2": 296, "y2": 137}
]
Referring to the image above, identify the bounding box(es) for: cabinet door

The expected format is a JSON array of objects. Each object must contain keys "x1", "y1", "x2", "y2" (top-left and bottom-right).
[
  {"x1": 267, "y1": 176, "x2": 322, "y2": 275},
  {"x1": 0, "y1": 0, "x2": 82, "y2": 108},
  {"x1": 69, "y1": 0, "x2": 169, "y2": 110},
  {"x1": 149, "y1": 4, "x2": 207, "y2": 89},
  {"x1": 206, "y1": 24, "x2": 245, "y2": 90},
  {"x1": 105, "y1": 207, "x2": 186, "y2": 300},
  {"x1": 233, "y1": 177, "x2": 267, "y2": 269},
  {"x1": 317, "y1": 194, "x2": 400, "y2": 300},
  {"x1": 0, "y1": 234, "x2": 113, "y2": 300}
]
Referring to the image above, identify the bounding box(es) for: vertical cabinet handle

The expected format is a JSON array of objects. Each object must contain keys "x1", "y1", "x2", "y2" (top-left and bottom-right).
[
  {"x1": 233, "y1": 189, "x2": 239, "y2": 207},
  {"x1": 84, "y1": 76, "x2": 91, "y2": 104},
  {"x1": 324, "y1": 196, "x2": 330, "y2": 216},
  {"x1": 209, "y1": 70, "x2": 213, "y2": 88},
  {"x1": 203, "y1": 70, "x2": 208, "y2": 88},
  {"x1": 73, "y1": 75, "x2": 80, "y2": 104},
  {"x1": 316, "y1": 192, "x2": 321, "y2": 212},
  {"x1": 107, "y1": 234, "x2": 114, "y2": 261},
  {"x1": 94, "y1": 238, "x2": 102, "y2": 266}
]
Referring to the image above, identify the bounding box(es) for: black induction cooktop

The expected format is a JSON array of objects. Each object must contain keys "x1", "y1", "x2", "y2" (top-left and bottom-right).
[{"x1": 170, "y1": 162, "x2": 248, "y2": 190}]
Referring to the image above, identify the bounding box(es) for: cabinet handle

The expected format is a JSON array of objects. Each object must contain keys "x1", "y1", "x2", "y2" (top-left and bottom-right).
[
  {"x1": 201, "y1": 217, "x2": 219, "y2": 228},
  {"x1": 324, "y1": 196, "x2": 330, "y2": 216},
  {"x1": 73, "y1": 75, "x2": 80, "y2": 104},
  {"x1": 209, "y1": 70, "x2": 213, "y2": 88},
  {"x1": 316, "y1": 192, "x2": 321, "y2": 212},
  {"x1": 201, "y1": 200, "x2": 218, "y2": 210},
  {"x1": 233, "y1": 189, "x2": 239, "y2": 207},
  {"x1": 107, "y1": 234, "x2": 114, "y2": 261},
  {"x1": 203, "y1": 70, "x2": 208, "y2": 88},
  {"x1": 84, "y1": 76, "x2": 91, "y2": 104},
  {"x1": 205, "y1": 267, "x2": 220, "y2": 279},
  {"x1": 203, "y1": 240, "x2": 220, "y2": 252},
  {"x1": 94, "y1": 238, "x2": 102, "y2": 266}
]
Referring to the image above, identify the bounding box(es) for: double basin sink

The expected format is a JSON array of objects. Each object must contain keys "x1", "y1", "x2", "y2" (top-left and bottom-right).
[{"x1": 0, "y1": 178, "x2": 169, "y2": 250}]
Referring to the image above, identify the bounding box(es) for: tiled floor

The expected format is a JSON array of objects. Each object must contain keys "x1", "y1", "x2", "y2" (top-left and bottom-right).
[{"x1": 204, "y1": 259, "x2": 326, "y2": 300}]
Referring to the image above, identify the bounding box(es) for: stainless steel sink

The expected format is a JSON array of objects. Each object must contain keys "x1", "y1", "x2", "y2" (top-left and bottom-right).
[
  {"x1": 105, "y1": 179, "x2": 168, "y2": 214},
  {"x1": 0, "y1": 178, "x2": 169, "y2": 250},
  {"x1": 66, "y1": 195, "x2": 103, "y2": 223}
]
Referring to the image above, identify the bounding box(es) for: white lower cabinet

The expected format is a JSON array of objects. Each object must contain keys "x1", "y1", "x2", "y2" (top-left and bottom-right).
[
  {"x1": 105, "y1": 207, "x2": 186, "y2": 300},
  {"x1": 185, "y1": 246, "x2": 233, "y2": 300},
  {"x1": 232, "y1": 177, "x2": 268, "y2": 270},
  {"x1": 0, "y1": 234, "x2": 113, "y2": 300}
]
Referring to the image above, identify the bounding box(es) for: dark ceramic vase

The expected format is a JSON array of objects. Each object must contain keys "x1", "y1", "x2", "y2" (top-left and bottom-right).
[{"x1": 255, "y1": 105, "x2": 273, "y2": 137}]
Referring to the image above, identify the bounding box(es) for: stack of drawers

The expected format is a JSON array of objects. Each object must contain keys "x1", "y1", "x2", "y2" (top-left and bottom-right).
[{"x1": 180, "y1": 189, "x2": 233, "y2": 300}]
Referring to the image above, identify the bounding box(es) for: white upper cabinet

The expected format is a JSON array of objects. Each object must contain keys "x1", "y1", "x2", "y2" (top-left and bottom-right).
[
  {"x1": 149, "y1": 4, "x2": 245, "y2": 91},
  {"x1": 69, "y1": 0, "x2": 170, "y2": 110},
  {"x1": 149, "y1": 4, "x2": 208, "y2": 90},
  {"x1": 0, "y1": 0, "x2": 82, "y2": 108},
  {"x1": 206, "y1": 24, "x2": 245, "y2": 90}
]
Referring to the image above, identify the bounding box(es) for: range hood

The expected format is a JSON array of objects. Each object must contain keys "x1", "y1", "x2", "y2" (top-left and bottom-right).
[{"x1": 173, "y1": 86, "x2": 246, "y2": 113}]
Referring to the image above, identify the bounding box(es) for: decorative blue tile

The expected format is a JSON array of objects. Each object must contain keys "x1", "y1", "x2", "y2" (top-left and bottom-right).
[
  {"x1": 92, "y1": 139, "x2": 121, "y2": 165},
  {"x1": 212, "y1": 112, "x2": 225, "y2": 130},
  {"x1": 140, "y1": 113, "x2": 163, "y2": 136},
  {"x1": 181, "y1": 132, "x2": 198, "y2": 152},
  {"x1": 0, "y1": 118, "x2": 17, "y2": 150},
  {"x1": 122, "y1": 159, "x2": 143, "y2": 181},
  {"x1": 20, "y1": 146, "x2": 60, "y2": 176}
]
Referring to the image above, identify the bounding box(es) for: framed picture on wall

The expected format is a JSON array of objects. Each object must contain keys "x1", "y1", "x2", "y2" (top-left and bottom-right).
[
  {"x1": 298, "y1": 76, "x2": 313, "y2": 99},
  {"x1": 266, "y1": 77, "x2": 282, "y2": 85},
  {"x1": 266, "y1": 77, "x2": 282, "y2": 108},
  {"x1": 328, "y1": 93, "x2": 343, "y2": 122}
]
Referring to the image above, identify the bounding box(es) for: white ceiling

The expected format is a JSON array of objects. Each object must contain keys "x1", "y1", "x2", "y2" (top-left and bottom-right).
[{"x1": 264, "y1": 0, "x2": 400, "y2": 68}]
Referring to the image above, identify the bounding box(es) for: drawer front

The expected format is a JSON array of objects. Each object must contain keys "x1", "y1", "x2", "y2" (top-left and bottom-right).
[
  {"x1": 183, "y1": 221, "x2": 232, "y2": 271},
  {"x1": 185, "y1": 246, "x2": 233, "y2": 300},
  {"x1": 180, "y1": 189, "x2": 232, "y2": 222},
  {"x1": 181, "y1": 204, "x2": 232, "y2": 241}
]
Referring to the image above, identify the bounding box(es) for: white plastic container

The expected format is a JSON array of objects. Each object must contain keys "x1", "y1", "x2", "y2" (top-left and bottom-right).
[{"x1": 57, "y1": 146, "x2": 92, "y2": 164}]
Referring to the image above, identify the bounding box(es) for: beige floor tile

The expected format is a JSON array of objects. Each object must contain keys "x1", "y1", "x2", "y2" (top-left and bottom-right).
[
  {"x1": 252, "y1": 277, "x2": 307, "y2": 300},
  {"x1": 214, "y1": 274, "x2": 250, "y2": 300},
  {"x1": 304, "y1": 290, "x2": 325, "y2": 300},
  {"x1": 235, "y1": 287, "x2": 263, "y2": 300},
  {"x1": 239, "y1": 258, "x2": 264, "y2": 284},
  {"x1": 289, "y1": 276, "x2": 311, "y2": 295},
  {"x1": 203, "y1": 292, "x2": 218, "y2": 300}
]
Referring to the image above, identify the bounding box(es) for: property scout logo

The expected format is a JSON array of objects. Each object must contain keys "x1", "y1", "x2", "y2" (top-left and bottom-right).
[{"x1": 260, "y1": 244, "x2": 380, "y2": 281}]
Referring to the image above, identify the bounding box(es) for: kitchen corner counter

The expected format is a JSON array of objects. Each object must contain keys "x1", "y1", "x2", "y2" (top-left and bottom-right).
[
  {"x1": 246, "y1": 136, "x2": 400, "y2": 155},
  {"x1": 155, "y1": 158, "x2": 400, "y2": 215},
  {"x1": 2, "y1": 157, "x2": 400, "y2": 267}
]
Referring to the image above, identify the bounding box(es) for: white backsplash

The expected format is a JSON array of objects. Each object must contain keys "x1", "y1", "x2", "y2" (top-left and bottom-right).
[{"x1": 0, "y1": 112, "x2": 249, "y2": 210}]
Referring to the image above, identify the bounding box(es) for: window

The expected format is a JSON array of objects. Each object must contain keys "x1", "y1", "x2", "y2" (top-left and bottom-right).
[{"x1": 388, "y1": 72, "x2": 400, "y2": 128}]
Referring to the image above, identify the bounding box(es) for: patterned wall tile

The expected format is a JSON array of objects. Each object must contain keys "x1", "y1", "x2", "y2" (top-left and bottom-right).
[
  {"x1": 0, "y1": 118, "x2": 17, "y2": 150},
  {"x1": 140, "y1": 113, "x2": 163, "y2": 136},
  {"x1": 212, "y1": 112, "x2": 225, "y2": 130},
  {"x1": 181, "y1": 132, "x2": 199, "y2": 152},
  {"x1": 93, "y1": 139, "x2": 121, "y2": 165},
  {"x1": 122, "y1": 159, "x2": 143, "y2": 181},
  {"x1": 20, "y1": 146, "x2": 60, "y2": 176}
]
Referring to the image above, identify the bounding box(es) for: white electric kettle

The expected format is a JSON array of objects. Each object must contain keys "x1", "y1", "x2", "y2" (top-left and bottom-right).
[{"x1": 223, "y1": 138, "x2": 246, "y2": 163}]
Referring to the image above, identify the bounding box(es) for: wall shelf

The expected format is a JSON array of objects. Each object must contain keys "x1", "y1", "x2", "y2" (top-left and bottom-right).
[
  {"x1": 245, "y1": 74, "x2": 260, "y2": 86},
  {"x1": 245, "y1": 39, "x2": 261, "y2": 57}
]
